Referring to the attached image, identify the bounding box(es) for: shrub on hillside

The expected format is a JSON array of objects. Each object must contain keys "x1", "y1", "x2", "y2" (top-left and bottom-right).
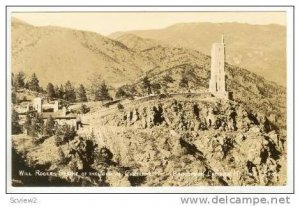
[
  {"x1": 24, "y1": 113, "x2": 44, "y2": 137},
  {"x1": 80, "y1": 104, "x2": 90, "y2": 114},
  {"x1": 43, "y1": 116, "x2": 56, "y2": 136},
  {"x1": 55, "y1": 124, "x2": 76, "y2": 146},
  {"x1": 117, "y1": 103, "x2": 124, "y2": 111}
]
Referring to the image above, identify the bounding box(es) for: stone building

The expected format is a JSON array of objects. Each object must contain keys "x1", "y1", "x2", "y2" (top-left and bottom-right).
[
  {"x1": 32, "y1": 97, "x2": 78, "y2": 128},
  {"x1": 209, "y1": 35, "x2": 230, "y2": 99},
  {"x1": 33, "y1": 97, "x2": 59, "y2": 113}
]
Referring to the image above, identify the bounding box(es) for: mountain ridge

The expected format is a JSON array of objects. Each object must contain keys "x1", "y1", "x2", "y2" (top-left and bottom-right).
[{"x1": 109, "y1": 22, "x2": 286, "y2": 86}]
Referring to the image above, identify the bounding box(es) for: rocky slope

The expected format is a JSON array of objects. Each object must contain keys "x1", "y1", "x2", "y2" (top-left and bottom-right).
[
  {"x1": 11, "y1": 93, "x2": 287, "y2": 186},
  {"x1": 114, "y1": 51, "x2": 286, "y2": 131},
  {"x1": 73, "y1": 95, "x2": 286, "y2": 186}
]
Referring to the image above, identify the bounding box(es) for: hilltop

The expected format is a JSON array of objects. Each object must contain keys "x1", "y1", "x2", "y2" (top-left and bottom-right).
[{"x1": 114, "y1": 33, "x2": 286, "y2": 131}]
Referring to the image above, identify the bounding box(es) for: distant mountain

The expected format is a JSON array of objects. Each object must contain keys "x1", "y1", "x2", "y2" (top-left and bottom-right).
[
  {"x1": 11, "y1": 18, "x2": 155, "y2": 87},
  {"x1": 114, "y1": 33, "x2": 162, "y2": 51},
  {"x1": 110, "y1": 22, "x2": 286, "y2": 86},
  {"x1": 12, "y1": 18, "x2": 286, "y2": 125},
  {"x1": 12, "y1": 18, "x2": 214, "y2": 89}
]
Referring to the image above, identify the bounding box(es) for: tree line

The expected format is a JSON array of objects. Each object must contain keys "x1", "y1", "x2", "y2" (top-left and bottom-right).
[
  {"x1": 12, "y1": 69, "x2": 193, "y2": 104},
  {"x1": 12, "y1": 72, "x2": 112, "y2": 103}
]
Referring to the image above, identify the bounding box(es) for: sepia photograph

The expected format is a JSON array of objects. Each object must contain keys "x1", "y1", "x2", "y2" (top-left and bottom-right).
[{"x1": 8, "y1": 8, "x2": 291, "y2": 191}]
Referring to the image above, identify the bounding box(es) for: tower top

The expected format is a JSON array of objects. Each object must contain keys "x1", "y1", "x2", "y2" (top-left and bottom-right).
[{"x1": 221, "y1": 34, "x2": 224, "y2": 44}]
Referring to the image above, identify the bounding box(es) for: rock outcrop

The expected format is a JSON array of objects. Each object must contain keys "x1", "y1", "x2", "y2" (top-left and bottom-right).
[{"x1": 97, "y1": 97, "x2": 286, "y2": 186}]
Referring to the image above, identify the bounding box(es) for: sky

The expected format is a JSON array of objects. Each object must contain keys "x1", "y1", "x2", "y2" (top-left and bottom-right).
[{"x1": 12, "y1": 12, "x2": 286, "y2": 35}]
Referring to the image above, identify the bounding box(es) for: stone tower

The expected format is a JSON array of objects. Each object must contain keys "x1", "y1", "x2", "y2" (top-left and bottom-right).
[{"x1": 209, "y1": 35, "x2": 229, "y2": 99}]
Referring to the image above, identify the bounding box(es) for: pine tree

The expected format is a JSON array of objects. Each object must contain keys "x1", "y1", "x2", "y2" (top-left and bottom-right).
[
  {"x1": 64, "y1": 81, "x2": 76, "y2": 102},
  {"x1": 115, "y1": 87, "x2": 127, "y2": 99},
  {"x1": 58, "y1": 85, "x2": 64, "y2": 99},
  {"x1": 55, "y1": 124, "x2": 76, "y2": 145},
  {"x1": 31, "y1": 114, "x2": 44, "y2": 137},
  {"x1": 78, "y1": 84, "x2": 88, "y2": 102},
  {"x1": 24, "y1": 81, "x2": 29, "y2": 89},
  {"x1": 54, "y1": 85, "x2": 60, "y2": 99},
  {"x1": 58, "y1": 148, "x2": 67, "y2": 165},
  {"x1": 14, "y1": 72, "x2": 26, "y2": 89},
  {"x1": 28, "y1": 73, "x2": 40, "y2": 92},
  {"x1": 24, "y1": 113, "x2": 44, "y2": 137},
  {"x1": 44, "y1": 116, "x2": 56, "y2": 136},
  {"x1": 12, "y1": 109, "x2": 21, "y2": 134},
  {"x1": 142, "y1": 76, "x2": 152, "y2": 95},
  {"x1": 23, "y1": 113, "x2": 32, "y2": 135},
  {"x1": 70, "y1": 137, "x2": 98, "y2": 171},
  {"x1": 99, "y1": 147, "x2": 113, "y2": 164},
  {"x1": 89, "y1": 73, "x2": 103, "y2": 101},
  {"x1": 46, "y1": 83, "x2": 56, "y2": 100},
  {"x1": 11, "y1": 88, "x2": 18, "y2": 104},
  {"x1": 97, "y1": 81, "x2": 111, "y2": 101}
]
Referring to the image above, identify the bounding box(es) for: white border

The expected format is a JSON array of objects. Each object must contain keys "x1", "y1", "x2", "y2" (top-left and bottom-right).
[{"x1": 6, "y1": 6, "x2": 294, "y2": 194}]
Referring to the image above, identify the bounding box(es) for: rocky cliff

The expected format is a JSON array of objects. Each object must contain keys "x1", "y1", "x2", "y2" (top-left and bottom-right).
[{"x1": 78, "y1": 95, "x2": 286, "y2": 186}]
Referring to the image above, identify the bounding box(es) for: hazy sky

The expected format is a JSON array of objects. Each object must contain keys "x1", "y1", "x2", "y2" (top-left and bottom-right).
[{"x1": 12, "y1": 12, "x2": 286, "y2": 35}]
